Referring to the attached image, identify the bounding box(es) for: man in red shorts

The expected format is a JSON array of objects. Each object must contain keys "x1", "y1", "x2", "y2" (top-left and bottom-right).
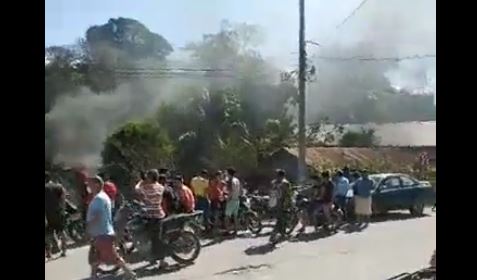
[{"x1": 86, "y1": 175, "x2": 136, "y2": 280}]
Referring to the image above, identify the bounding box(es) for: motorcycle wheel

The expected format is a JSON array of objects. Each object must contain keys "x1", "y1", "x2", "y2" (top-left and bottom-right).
[
  {"x1": 246, "y1": 212, "x2": 263, "y2": 234},
  {"x1": 285, "y1": 210, "x2": 299, "y2": 235},
  {"x1": 169, "y1": 231, "x2": 201, "y2": 264}
]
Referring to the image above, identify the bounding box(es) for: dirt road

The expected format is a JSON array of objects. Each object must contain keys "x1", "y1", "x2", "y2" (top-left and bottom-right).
[{"x1": 45, "y1": 210, "x2": 436, "y2": 280}]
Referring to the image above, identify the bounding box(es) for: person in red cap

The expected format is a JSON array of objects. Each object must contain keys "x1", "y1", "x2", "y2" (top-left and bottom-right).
[{"x1": 101, "y1": 173, "x2": 118, "y2": 215}]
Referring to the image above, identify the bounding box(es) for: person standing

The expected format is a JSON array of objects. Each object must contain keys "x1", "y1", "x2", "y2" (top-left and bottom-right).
[
  {"x1": 190, "y1": 170, "x2": 210, "y2": 221},
  {"x1": 208, "y1": 171, "x2": 226, "y2": 233},
  {"x1": 45, "y1": 172, "x2": 68, "y2": 258},
  {"x1": 334, "y1": 170, "x2": 350, "y2": 216},
  {"x1": 102, "y1": 174, "x2": 118, "y2": 215},
  {"x1": 86, "y1": 175, "x2": 136, "y2": 280},
  {"x1": 318, "y1": 171, "x2": 334, "y2": 228},
  {"x1": 135, "y1": 169, "x2": 168, "y2": 269},
  {"x1": 353, "y1": 170, "x2": 373, "y2": 226},
  {"x1": 172, "y1": 175, "x2": 196, "y2": 213},
  {"x1": 343, "y1": 166, "x2": 351, "y2": 181},
  {"x1": 224, "y1": 168, "x2": 241, "y2": 235},
  {"x1": 159, "y1": 174, "x2": 175, "y2": 217},
  {"x1": 297, "y1": 174, "x2": 321, "y2": 233},
  {"x1": 269, "y1": 169, "x2": 292, "y2": 242}
]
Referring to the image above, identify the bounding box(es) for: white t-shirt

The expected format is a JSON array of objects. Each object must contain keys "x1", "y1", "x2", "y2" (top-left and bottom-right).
[{"x1": 228, "y1": 177, "x2": 241, "y2": 201}]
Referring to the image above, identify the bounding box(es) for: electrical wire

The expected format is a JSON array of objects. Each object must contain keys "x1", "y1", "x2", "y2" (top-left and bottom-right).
[
  {"x1": 315, "y1": 54, "x2": 436, "y2": 62},
  {"x1": 336, "y1": 0, "x2": 372, "y2": 30}
]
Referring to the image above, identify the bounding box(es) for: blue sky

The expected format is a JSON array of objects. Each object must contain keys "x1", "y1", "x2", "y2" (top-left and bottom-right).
[
  {"x1": 45, "y1": 0, "x2": 360, "y2": 63},
  {"x1": 46, "y1": 0, "x2": 435, "y2": 77}
]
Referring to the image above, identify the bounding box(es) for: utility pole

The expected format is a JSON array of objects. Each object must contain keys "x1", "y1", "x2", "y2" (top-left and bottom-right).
[{"x1": 298, "y1": 0, "x2": 307, "y2": 182}]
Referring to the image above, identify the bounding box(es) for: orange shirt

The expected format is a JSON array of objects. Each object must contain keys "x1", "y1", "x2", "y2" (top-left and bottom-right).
[
  {"x1": 178, "y1": 185, "x2": 195, "y2": 213},
  {"x1": 208, "y1": 179, "x2": 225, "y2": 202}
]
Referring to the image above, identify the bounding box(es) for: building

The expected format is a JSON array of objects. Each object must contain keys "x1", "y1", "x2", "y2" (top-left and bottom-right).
[{"x1": 261, "y1": 146, "x2": 436, "y2": 182}]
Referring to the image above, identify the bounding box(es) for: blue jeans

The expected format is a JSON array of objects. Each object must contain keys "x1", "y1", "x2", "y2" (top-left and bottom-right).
[{"x1": 196, "y1": 196, "x2": 210, "y2": 222}]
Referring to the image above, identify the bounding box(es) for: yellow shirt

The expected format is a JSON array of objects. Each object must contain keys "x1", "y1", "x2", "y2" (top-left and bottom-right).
[{"x1": 191, "y1": 176, "x2": 209, "y2": 197}]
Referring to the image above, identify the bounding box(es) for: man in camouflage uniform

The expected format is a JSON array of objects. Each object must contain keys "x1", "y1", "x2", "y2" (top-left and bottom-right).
[{"x1": 269, "y1": 169, "x2": 293, "y2": 243}]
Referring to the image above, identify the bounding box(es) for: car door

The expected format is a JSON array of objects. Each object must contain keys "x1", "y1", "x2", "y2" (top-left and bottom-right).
[
  {"x1": 399, "y1": 175, "x2": 420, "y2": 208},
  {"x1": 373, "y1": 176, "x2": 402, "y2": 211}
]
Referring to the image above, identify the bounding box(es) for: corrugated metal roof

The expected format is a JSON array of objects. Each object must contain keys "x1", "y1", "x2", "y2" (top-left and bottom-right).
[{"x1": 283, "y1": 146, "x2": 435, "y2": 168}]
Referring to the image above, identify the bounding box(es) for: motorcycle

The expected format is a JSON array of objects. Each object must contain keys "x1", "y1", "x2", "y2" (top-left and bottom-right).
[
  {"x1": 293, "y1": 194, "x2": 344, "y2": 233},
  {"x1": 191, "y1": 195, "x2": 263, "y2": 236},
  {"x1": 237, "y1": 195, "x2": 263, "y2": 234},
  {"x1": 94, "y1": 200, "x2": 202, "y2": 274},
  {"x1": 249, "y1": 194, "x2": 273, "y2": 220}
]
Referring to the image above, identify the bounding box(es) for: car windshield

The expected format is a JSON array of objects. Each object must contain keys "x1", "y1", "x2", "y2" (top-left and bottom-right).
[{"x1": 368, "y1": 175, "x2": 385, "y2": 189}]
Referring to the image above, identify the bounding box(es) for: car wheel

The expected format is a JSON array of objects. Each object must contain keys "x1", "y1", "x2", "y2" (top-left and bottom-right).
[{"x1": 410, "y1": 202, "x2": 425, "y2": 216}]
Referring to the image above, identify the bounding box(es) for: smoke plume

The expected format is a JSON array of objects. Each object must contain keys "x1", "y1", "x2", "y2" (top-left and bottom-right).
[
  {"x1": 304, "y1": 0, "x2": 436, "y2": 120},
  {"x1": 45, "y1": 77, "x2": 202, "y2": 168}
]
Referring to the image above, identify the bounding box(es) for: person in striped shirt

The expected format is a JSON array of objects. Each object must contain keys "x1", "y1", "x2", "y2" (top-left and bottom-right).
[{"x1": 135, "y1": 169, "x2": 168, "y2": 269}]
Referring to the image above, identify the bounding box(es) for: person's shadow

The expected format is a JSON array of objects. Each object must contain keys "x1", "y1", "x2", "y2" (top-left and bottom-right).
[
  {"x1": 343, "y1": 223, "x2": 368, "y2": 234},
  {"x1": 76, "y1": 263, "x2": 190, "y2": 280},
  {"x1": 133, "y1": 263, "x2": 188, "y2": 278},
  {"x1": 289, "y1": 230, "x2": 332, "y2": 243}
]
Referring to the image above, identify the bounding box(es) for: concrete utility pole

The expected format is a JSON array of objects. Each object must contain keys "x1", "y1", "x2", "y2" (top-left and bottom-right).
[{"x1": 298, "y1": 0, "x2": 307, "y2": 182}]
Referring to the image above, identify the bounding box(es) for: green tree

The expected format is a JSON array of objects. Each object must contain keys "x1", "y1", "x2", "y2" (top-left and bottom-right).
[
  {"x1": 85, "y1": 17, "x2": 173, "y2": 62},
  {"x1": 45, "y1": 46, "x2": 85, "y2": 113},
  {"x1": 101, "y1": 121, "x2": 174, "y2": 190}
]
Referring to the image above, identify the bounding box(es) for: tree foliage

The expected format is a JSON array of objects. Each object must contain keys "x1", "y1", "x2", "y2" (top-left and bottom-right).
[
  {"x1": 101, "y1": 121, "x2": 174, "y2": 189},
  {"x1": 45, "y1": 46, "x2": 85, "y2": 113},
  {"x1": 339, "y1": 128, "x2": 380, "y2": 147},
  {"x1": 46, "y1": 18, "x2": 436, "y2": 185},
  {"x1": 45, "y1": 17, "x2": 175, "y2": 113},
  {"x1": 86, "y1": 17, "x2": 173, "y2": 62}
]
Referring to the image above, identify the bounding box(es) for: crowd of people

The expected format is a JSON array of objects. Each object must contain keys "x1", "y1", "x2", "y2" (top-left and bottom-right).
[
  {"x1": 45, "y1": 167, "x2": 249, "y2": 278},
  {"x1": 303, "y1": 168, "x2": 375, "y2": 229},
  {"x1": 45, "y1": 165, "x2": 376, "y2": 279}
]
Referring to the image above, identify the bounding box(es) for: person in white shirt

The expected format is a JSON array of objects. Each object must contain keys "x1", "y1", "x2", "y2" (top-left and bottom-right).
[{"x1": 224, "y1": 167, "x2": 241, "y2": 235}]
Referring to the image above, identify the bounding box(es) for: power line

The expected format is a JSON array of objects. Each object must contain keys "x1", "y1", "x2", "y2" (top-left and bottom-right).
[
  {"x1": 113, "y1": 67, "x2": 232, "y2": 73},
  {"x1": 115, "y1": 73, "x2": 236, "y2": 78},
  {"x1": 315, "y1": 54, "x2": 436, "y2": 62},
  {"x1": 315, "y1": 0, "x2": 372, "y2": 48},
  {"x1": 336, "y1": 0, "x2": 371, "y2": 29}
]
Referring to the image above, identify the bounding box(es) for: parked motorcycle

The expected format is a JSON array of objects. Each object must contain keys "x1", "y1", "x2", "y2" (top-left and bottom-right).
[
  {"x1": 249, "y1": 193, "x2": 272, "y2": 219},
  {"x1": 238, "y1": 195, "x2": 263, "y2": 234},
  {"x1": 191, "y1": 195, "x2": 263, "y2": 237},
  {"x1": 293, "y1": 194, "x2": 344, "y2": 233},
  {"x1": 93, "y1": 200, "x2": 202, "y2": 274}
]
